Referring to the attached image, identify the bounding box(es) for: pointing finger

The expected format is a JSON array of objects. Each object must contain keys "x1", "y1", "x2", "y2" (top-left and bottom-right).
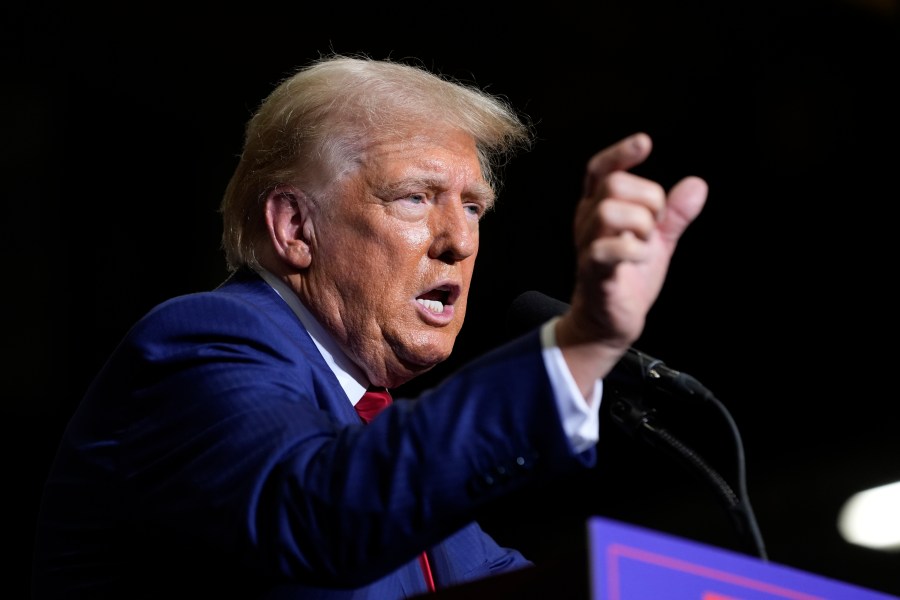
[{"x1": 583, "y1": 132, "x2": 653, "y2": 197}]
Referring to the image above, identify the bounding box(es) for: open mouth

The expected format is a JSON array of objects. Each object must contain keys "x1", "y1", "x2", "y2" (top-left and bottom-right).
[{"x1": 415, "y1": 284, "x2": 458, "y2": 315}]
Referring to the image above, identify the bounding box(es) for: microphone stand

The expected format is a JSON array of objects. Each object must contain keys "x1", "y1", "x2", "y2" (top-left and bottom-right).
[{"x1": 607, "y1": 384, "x2": 768, "y2": 561}]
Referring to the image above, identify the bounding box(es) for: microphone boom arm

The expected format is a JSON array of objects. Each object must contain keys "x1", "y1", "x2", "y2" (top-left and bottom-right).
[{"x1": 608, "y1": 384, "x2": 768, "y2": 561}]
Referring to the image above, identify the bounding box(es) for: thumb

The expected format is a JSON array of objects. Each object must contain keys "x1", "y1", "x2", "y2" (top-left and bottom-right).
[{"x1": 661, "y1": 175, "x2": 708, "y2": 243}]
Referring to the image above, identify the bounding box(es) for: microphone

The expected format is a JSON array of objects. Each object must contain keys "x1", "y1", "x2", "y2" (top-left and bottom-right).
[
  {"x1": 507, "y1": 293, "x2": 769, "y2": 561},
  {"x1": 506, "y1": 290, "x2": 715, "y2": 401}
]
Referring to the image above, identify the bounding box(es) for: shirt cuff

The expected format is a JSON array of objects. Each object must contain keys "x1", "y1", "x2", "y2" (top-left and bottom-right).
[{"x1": 540, "y1": 316, "x2": 603, "y2": 453}]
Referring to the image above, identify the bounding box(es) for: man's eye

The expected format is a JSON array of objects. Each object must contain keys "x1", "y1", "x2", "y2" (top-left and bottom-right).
[
  {"x1": 406, "y1": 193, "x2": 427, "y2": 204},
  {"x1": 465, "y1": 203, "x2": 484, "y2": 217}
]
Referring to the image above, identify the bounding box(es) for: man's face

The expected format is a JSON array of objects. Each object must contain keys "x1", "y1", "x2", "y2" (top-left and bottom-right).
[{"x1": 303, "y1": 126, "x2": 493, "y2": 387}]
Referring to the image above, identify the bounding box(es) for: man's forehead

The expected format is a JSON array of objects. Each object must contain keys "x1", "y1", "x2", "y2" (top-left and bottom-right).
[{"x1": 361, "y1": 136, "x2": 493, "y2": 195}]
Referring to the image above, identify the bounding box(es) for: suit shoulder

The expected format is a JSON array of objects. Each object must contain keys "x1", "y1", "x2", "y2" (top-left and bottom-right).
[{"x1": 117, "y1": 277, "x2": 306, "y2": 365}]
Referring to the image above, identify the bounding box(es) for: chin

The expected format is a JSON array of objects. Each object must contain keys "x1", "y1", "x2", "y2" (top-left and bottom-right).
[
  {"x1": 399, "y1": 341, "x2": 454, "y2": 370},
  {"x1": 412, "y1": 347, "x2": 453, "y2": 370},
  {"x1": 385, "y1": 327, "x2": 456, "y2": 375}
]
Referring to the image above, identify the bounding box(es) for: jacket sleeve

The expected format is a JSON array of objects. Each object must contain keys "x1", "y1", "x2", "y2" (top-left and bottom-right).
[{"x1": 53, "y1": 290, "x2": 594, "y2": 588}]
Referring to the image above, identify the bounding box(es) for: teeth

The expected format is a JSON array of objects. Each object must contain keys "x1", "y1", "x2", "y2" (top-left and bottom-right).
[{"x1": 417, "y1": 298, "x2": 445, "y2": 313}]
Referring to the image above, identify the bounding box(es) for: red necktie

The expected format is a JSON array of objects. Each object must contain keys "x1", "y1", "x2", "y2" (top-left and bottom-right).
[
  {"x1": 354, "y1": 387, "x2": 437, "y2": 593},
  {"x1": 354, "y1": 387, "x2": 393, "y2": 424}
]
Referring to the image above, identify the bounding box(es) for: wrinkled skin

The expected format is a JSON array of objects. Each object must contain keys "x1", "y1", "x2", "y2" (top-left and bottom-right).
[{"x1": 260, "y1": 126, "x2": 491, "y2": 388}]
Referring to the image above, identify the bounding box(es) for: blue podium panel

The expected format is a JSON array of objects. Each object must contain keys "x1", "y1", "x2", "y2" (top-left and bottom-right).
[{"x1": 588, "y1": 516, "x2": 898, "y2": 600}]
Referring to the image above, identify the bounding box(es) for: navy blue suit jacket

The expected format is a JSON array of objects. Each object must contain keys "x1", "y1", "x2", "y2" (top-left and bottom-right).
[{"x1": 33, "y1": 269, "x2": 595, "y2": 598}]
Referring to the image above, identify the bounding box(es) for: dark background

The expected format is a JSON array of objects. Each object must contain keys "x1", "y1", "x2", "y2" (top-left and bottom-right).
[{"x1": 5, "y1": 0, "x2": 899, "y2": 596}]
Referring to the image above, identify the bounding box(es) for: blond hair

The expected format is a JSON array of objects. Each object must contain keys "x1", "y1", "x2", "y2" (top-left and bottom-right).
[{"x1": 219, "y1": 53, "x2": 533, "y2": 272}]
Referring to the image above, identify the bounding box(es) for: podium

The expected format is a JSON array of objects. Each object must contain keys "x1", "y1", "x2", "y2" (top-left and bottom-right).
[{"x1": 425, "y1": 516, "x2": 899, "y2": 599}]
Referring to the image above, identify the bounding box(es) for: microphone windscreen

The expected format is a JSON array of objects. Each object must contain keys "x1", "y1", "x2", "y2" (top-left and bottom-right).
[{"x1": 506, "y1": 290, "x2": 569, "y2": 339}]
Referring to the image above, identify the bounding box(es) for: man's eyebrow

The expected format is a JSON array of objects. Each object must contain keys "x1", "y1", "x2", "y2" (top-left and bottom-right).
[
  {"x1": 378, "y1": 176, "x2": 496, "y2": 206},
  {"x1": 467, "y1": 181, "x2": 496, "y2": 209}
]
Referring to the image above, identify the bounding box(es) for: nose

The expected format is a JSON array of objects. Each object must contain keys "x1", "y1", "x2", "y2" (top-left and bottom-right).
[{"x1": 428, "y1": 201, "x2": 478, "y2": 263}]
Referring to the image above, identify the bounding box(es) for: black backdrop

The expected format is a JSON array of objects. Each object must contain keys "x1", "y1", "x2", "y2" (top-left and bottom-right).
[{"x1": 5, "y1": 0, "x2": 900, "y2": 596}]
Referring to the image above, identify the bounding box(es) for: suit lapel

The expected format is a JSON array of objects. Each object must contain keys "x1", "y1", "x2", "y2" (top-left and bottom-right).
[{"x1": 215, "y1": 268, "x2": 361, "y2": 426}]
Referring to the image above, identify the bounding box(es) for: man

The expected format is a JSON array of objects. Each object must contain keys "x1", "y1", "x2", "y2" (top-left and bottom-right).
[{"x1": 32, "y1": 54, "x2": 707, "y2": 598}]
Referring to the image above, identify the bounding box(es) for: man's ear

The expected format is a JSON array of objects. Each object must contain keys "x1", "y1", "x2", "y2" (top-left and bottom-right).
[{"x1": 264, "y1": 185, "x2": 315, "y2": 269}]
